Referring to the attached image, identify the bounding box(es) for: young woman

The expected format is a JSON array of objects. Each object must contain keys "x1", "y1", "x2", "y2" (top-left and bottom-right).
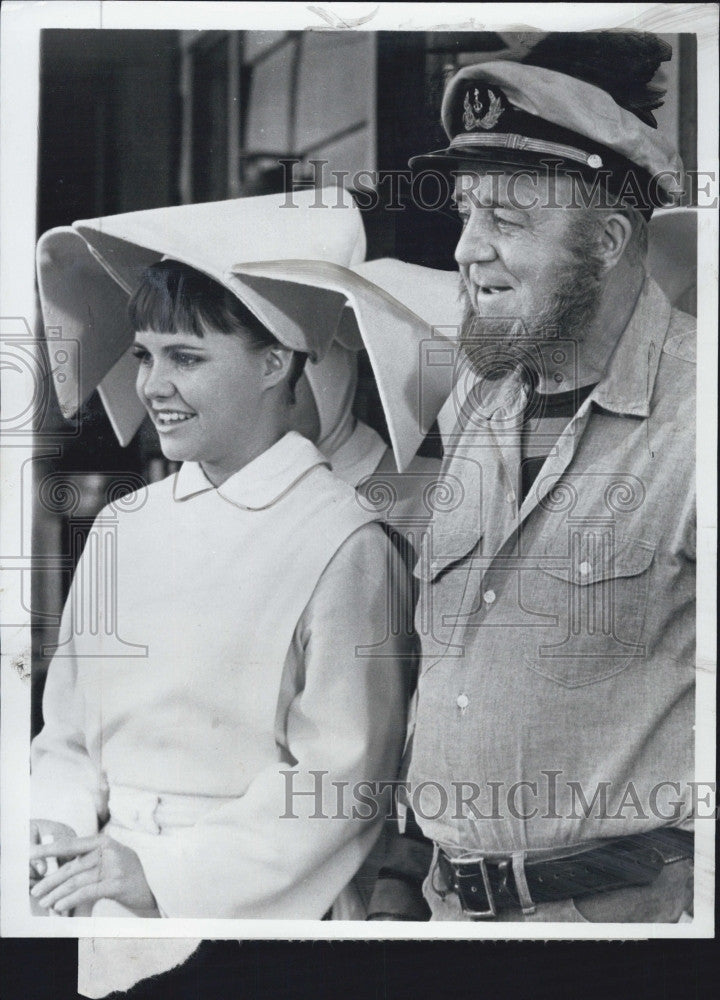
[{"x1": 29, "y1": 258, "x2": 411, "y2": 919}]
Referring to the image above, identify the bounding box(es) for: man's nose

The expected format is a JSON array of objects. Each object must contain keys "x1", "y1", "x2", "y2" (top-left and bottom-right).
[{"x1": 454, "y1": 210, "x2": 498, "y2": 267}]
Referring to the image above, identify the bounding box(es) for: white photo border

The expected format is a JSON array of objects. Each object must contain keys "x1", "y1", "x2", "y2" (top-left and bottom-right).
[{"x1": 1, "y1": 0, "x2": 716, "y2": 940}]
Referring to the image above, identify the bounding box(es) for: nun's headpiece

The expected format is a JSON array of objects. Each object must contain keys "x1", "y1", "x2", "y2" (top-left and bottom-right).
[
  {"x1": 233, "y1": 259, "x2": 464, "y2": 471},
  {"x1": 36, "y1": 188, "x2": 366, "y2": 443},
  {"x1": 36, "y1": 189, "x2": 465, "y2": 471}
]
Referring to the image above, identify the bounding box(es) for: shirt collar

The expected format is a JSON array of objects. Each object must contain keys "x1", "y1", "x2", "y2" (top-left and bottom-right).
[
  {"x1": 173, "y1": 431, "x2": 330, "y2": 510},
  {"x1": 449, "y1": 363, "x2": 530, "y2": 430},
  {"x1": 588, "y1": 276, "x2": 672, "y2": 419}
]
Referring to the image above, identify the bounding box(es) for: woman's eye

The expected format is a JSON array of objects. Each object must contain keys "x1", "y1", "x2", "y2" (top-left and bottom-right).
[
  {"x1": 173, "y1": 352, "x2": 202, "y2": 368},
  {"x1": 131, "y1": 347, "x2": 151, "y2": 365}
]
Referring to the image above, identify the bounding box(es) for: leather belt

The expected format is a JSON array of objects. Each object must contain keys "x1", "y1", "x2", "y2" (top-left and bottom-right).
[{"x1": 437, "y1": 828, "x2": 693, "y2": 919}]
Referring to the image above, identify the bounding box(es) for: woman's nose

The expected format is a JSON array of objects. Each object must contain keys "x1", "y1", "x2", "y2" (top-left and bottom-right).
[
  {"x1": 454, "y1": 211, "x2": 498, "y2": 267},
  {"x1": 139, "y1": 360, "x2": 174, "y2": 400}
]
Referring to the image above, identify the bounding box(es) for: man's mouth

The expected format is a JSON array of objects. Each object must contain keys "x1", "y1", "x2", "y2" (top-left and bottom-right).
[{"x1": 152, "y1": 410, "x2": 197, "y2": 428}]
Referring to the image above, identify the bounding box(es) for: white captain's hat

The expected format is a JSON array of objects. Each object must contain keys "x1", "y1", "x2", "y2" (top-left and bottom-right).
[{"x1": 409, "y1": 31, "x2": 684, "y2": 214}]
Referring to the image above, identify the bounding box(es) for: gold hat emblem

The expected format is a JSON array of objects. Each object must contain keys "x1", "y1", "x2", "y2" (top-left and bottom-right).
[{"x1": 463, "y1": 88, "x2": 504, "y2": 131}]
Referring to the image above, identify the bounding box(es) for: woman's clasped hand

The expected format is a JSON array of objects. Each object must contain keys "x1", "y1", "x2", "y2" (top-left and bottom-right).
[{"x1": 30, "y1": 825, "x2": 157, "y2": 915}]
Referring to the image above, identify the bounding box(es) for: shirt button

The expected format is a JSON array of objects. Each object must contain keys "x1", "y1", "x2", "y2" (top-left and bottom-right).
[
  {"x1": 506, "y1": 492, "x2": 516, "y2": 504},
  {"x1": 483, "y1": 589, "x2": 496, "y2": 604},
  {"x1": 579, "y1": 561, "x2": 591, "y2": 576},
  {"x1": 456, "y1": 694, "x2": 469, "y2": 709}
]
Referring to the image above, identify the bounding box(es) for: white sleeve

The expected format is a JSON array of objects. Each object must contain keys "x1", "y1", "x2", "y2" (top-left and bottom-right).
[
  {"x1": 135, "y1": 524, "x2": 413, "y2": 918},
  {"x1": 31, "y1": 534, "x2": 108, "y2": 837}
]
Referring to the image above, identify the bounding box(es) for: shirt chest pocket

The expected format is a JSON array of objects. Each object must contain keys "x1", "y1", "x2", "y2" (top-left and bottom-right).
[{"x1": 521, "y1": 532, "x2": 656, "y2": 688}]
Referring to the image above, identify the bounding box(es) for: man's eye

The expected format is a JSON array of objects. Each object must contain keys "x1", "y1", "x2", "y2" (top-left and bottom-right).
[
  {"x1": 452, "y1": 203, "x2": 470, "y2": 225},
  {"x1": 494, "y1": 215, "x2": 521, "y2": 230}
]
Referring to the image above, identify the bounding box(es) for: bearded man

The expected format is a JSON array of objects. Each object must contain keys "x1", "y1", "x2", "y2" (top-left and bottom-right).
[{"x1": 378, "y1": 33, "x2": 697, "y2": 923}]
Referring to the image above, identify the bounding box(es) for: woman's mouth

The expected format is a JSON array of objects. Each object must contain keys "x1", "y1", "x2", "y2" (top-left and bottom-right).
[{"x1": 152, "y1": 410, "x2": 197, "y2": 429}]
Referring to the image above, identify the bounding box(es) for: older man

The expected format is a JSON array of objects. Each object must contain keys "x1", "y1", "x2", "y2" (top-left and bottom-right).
[{"x1": 388, "y1": 34, "x2": 696, "y2": 923}]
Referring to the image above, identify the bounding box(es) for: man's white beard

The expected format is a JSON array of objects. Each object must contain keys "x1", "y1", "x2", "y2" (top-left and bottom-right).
[{"x1": 459, "y1": 252, "x2": 605, "y2": 385}]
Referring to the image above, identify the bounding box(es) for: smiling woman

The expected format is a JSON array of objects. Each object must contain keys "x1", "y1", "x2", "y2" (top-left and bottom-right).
[
  {"x1": 130, "y1": 261, "x2": 307, "y2": 483},
  {"x1": 29, "y1": 202, "x2": 413, "y2": 920}
]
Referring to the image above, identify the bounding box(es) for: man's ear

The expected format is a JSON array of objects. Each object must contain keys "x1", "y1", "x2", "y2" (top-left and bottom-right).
[
  {"x1": 598, "y1": 212, "x2": 634, "y2": 271},
  {"x1": 262, "y1": 345, "x2": 294, "y2": 391}
]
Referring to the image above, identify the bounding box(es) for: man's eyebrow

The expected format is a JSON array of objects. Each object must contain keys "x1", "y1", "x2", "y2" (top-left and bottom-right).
[
  {"x1": 452, "y1": 193, "x2": 527, "y2": 212},
  {"x1": 492, "y1": 202, "x2": 527, "y2": 213}
]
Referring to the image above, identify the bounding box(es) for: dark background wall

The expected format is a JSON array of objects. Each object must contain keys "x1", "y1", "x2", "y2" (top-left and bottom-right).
[{"x1": 38, "y1": 30, "x2": 181, "y2": 232}]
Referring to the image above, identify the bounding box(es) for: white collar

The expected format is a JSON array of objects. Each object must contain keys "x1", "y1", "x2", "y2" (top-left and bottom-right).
[
  {"x1": 173, "y1": 431, "x2": 330, "y2": 510},
  {"x1": 326, "y1": 420, "x2": 388, "y2": 487}
]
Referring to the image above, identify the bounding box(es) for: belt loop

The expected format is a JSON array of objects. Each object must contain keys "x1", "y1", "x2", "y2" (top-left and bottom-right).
[
  {"x1": 152, "y1": 796, "x2": 162, "y2": 834},
  {"x1": 511, "y1": 852, "x2": 537, "y2": 915},
  {"x1": 396, "y1": 797, "x2": 408, "y2": 835},
  {"x1": 430, "y1": 844, "x2": 448, "y2": 900}
]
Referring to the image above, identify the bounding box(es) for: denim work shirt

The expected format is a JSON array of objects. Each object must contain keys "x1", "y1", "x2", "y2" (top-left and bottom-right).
[{"x1": 407, "y1": 277, "x2": 696, "y2": 856}]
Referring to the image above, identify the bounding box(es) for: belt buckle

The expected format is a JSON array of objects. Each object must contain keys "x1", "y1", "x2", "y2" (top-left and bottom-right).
[{"x1": 450, "y1": 856, "x2": 497, "y2": 919}]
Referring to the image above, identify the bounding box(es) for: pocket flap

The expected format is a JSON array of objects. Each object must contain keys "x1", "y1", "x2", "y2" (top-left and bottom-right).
[
  {"x1": 541, "y1": 534, "x2": 655, "y2": 586},
  {"x1": 414, "y1": 542, "x2": 481, "y2": 583}
]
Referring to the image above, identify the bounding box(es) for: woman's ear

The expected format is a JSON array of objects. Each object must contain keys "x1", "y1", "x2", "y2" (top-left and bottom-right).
[
  {"x1": 599, "y1": 212, "x2": 634, "y2": 271},
  {"x1": 262, "y1": 345, "x2": 294, "y2": 391}
]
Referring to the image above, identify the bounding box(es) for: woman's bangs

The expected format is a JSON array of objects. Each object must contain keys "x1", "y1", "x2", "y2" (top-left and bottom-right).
[{"x1": 128, "y1": 265, "x2": 208, "y2": 336}]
